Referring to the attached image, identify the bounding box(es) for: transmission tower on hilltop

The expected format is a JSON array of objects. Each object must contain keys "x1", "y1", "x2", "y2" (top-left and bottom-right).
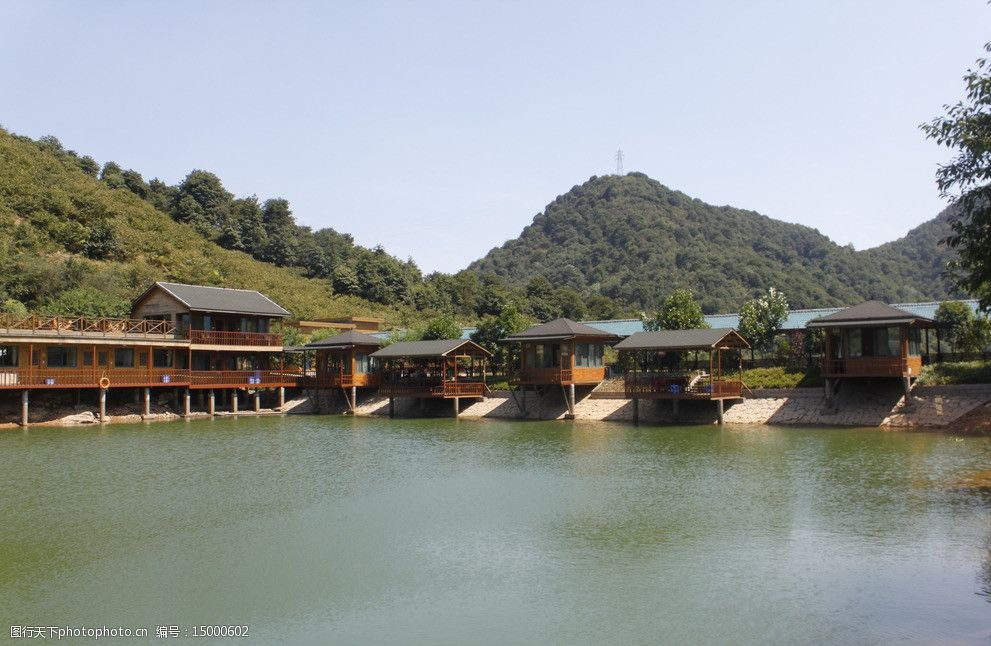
[{"x1": 615, "y1": 148, "x2": 624, "y2": 175}]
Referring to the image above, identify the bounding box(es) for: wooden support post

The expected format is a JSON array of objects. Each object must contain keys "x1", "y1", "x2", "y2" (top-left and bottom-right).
[
  {"x1": 20, "y1": 390, "x2": 28, "y2": 427},
  {"x1": 903, "y1": 376, "x2": 911, "y2": 398},
  {"x1": 716, "y1": 398, "x2": 724, "y2": 425},
  {"x1": 389, "y1": 397, "x2": 395, "y2": 418},
  {"x1": 452, "y1": 397, "x2": 460, "y2": 418},
  {"x1": 824, "y1": 378, "x2": 833, "y2": 409},
  {"x1": 633, "y1": 397, "x2": 639, "y2": 426},
  {"x1": 208, "y1": 389, "x2": 215, "y2": 416},
  {"x1": 278, "y1": 386, "x2": 285, "y2": 411},
  {"x1": 143, "y1": 387, "x2": 151, "y2": 416},
  {"x1": 253, "y1": 392, "x2": 261, "y2": 412},
  {"x1": 184, "y1": 389, "x2": 191, "y2": 416},
  {"x1": 99, "y1": 388, "x2": 107, "y2": 422},
  {"x1": 231, "y1": 390, "x2": 239, "y2": 414}
]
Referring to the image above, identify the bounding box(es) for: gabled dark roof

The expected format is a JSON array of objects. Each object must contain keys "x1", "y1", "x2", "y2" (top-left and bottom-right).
[
  {"x1": 614, "y1": 328, "x2": 750, "y2": 351},
  {"x1": 370, "y1": 339, "x2": 492, "y2": 359},
  {"x1": 806, "y1": 301, "x2": 933, "y2": 328},
  {"x1": 305, "y1": 330, "x2": 382, "y2": 349},
  {"x1": 504, "y1": 318, "x2": 619, "y2": 342},
  {"x1": 138, "y1": 282, "x2": 290, "y2": 317}
]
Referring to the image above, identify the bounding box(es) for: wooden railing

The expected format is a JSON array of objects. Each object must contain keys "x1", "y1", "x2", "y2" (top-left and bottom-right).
[
  {"x1": 0, "y1": 314, "x2": 177, "y2": 337},
  {"x1": 822, "y1": 356, "x2": 922, "y2": 377},
  {"x1": 189, "y1": 370, "x2": 300, "y2": 388},
  {"x1": 187, "y1": 330, "x2": 283, "y2": 347},
  {"x1": 0, "y1": 368, "x2": 189, "y2": 389},
  {"x1": 624, "y1": 372, "x2": 742, "y2": 399},
  {"x1": 305, "y1": 373, "x2": 380, "y2": 389},
  {"x1": 379, "y1": 379, "x2": 486, "y2": 398}
]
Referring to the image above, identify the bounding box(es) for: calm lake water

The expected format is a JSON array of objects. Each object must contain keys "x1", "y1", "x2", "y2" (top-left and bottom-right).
[{"x1": 1, "y1": 416, "x2": 989, "y2": 644}]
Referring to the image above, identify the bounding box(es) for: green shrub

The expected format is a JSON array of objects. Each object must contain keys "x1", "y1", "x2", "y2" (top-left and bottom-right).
[
  {"x1": 741, "y1": 366, "x2": 821, "y2": 389},
  {"x1": 917, "y1": 361, "x2": 991, "y2": 385}
]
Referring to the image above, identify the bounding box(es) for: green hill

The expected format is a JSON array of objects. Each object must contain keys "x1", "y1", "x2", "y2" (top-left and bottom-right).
[
  {"x1": 0, "y1": 128, "x2": 405, "y2": 322},
  {"x1": 469, "y1": 173, "x2": 961, "y2": 312}
]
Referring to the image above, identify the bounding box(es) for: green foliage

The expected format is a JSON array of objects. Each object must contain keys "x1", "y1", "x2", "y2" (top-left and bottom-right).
[
  {"x1": 738, "y1": 288, "x2": 789, "y2": 353},
  {"x1": 420, "y1": 315, "x2": 463, "y2": 340},
  {"x1": 644, "y1": 289, "x2": 708, "y2": 331},
  {"x1": 742, "y1": 366, "x2": 822, "y2": 389},
  {"x1": 935, "y1": 301, "x2": 991, "y2": 354},
  {"x1": 42, "y1": 287, "x2": 129, "y2": 317},
  {"x1": 1, "y1": 299, "x2": 28, "y2": 316},
  {"x1": 921, "y1": 41, "x2": 991, "y2": 309},
  {"x1": 917, "y1": 360, "x2": 991, "y2": 385},
  {"x1": 471, "y1": 305, "x2": 532, "y2": 375},
  {"x1": 470, "y1": 173, "x2": 958, "y2": 311},
  {"x1": 281, "y1": 325, "x2": 305, "y2": 348}
]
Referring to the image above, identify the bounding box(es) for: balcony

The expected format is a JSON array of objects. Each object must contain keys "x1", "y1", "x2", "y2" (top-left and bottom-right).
[
  {"x1": 0, "y1": 314, "x2": 177, "y2": 340},
  {"x1": 0, "y1": 368, "x2": 190, "y2": 389},
  {"x1": 186, "y1": 329, "x2": 283, "y2": 348},
  {"x1": 378, "y1": 378, "x2": 487, "y2": 398},
  {"x1": 305, "y1": 373, "x2": 380, "y2": 389},
  {"x1": 822, "y1": 356, "x2": 922, "y2": 378},
  {"x1": 623, "y1": 372, "x2": 742, "y2": 399},
  {"x1": 188, "y1": 369, "x2": 300, "y2": 389},
  {"x1": 513, "y1": 366, "x2": 607, "y2": 385}
]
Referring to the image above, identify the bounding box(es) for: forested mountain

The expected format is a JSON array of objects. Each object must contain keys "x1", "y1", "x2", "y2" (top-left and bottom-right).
[
  {"x1": 0, "y1": 128, "x2": 405, "y2": 322},
  {"x1": 469, "y1": 173, "x2": 961, "y2": 313}
]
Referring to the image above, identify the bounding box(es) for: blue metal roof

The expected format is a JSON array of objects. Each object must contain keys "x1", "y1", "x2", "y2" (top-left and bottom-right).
[{"x1": 397, "y1": 300, "x2": 982, "y2": 341}]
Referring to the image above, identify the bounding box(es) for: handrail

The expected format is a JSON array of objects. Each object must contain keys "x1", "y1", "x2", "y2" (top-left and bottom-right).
[
  {"x1": 0, "y1": 314, "x2": 177, "y2": 336},
  {"x1": 187, "y1": 330, "x2": 282, "y2": 347}
]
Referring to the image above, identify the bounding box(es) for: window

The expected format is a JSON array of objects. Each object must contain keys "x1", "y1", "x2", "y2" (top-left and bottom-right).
[
  {"x1": 138, "y1": 351, "x2": 148, "y2": 368},
  {"x1": 0, "y1": 345, "x2": 17, "y2": 368},
  {"x1": 153, "y1": 350, "x2": 173, "y2": 368},
  {"x1": 47, "y1": 346, "x2": 77, "y2": 368},
  {"x1": 575, "y1": 343, "x2": 604, "y2": 368},
  {"x1": 114, "y1": 348, "x2": 135, "y2": 368},
  {"x1": 847, "y1": 330, "x2": 862, "y2": 358},
  {"x1": 98, "y1": 352, "x2": 108, "y2": 367},
  {"x1": 83, "y1": 352, "x2": 93, "y2": 367},
  {"x1": 355, "y1": 352, "x2": 371, "y2": 374},
  {"x1": 908, "y1": 328, "x2": 922, "y2": 356}
]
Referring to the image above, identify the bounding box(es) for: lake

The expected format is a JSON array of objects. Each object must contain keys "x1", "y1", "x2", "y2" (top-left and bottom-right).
[{"x1": 1, "y1": 416, "x2": 988, "y2": 644}]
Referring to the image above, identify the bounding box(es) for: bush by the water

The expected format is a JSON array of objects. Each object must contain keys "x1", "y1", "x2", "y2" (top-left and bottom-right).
[
  {"x1": 917, "y1": 361, "x2": 991, "y2": 385},
  {"x1": 742, "y1": 367, "x2": 821, "y2": 389}
]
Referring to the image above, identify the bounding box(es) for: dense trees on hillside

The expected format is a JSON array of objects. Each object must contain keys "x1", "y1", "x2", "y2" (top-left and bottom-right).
[
  {"x1": 470, "y1": 173, "x2": 959, "y2": 312},
  {"x1": 922, "y1": 41, "x2": 991, "y2": 310},
  {"x1": 0, "y1": 127, "x2": 962, "y2": 329}
]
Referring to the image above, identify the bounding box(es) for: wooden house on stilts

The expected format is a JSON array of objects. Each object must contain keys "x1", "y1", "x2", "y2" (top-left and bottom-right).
[
  {"x1": 504, "y1": 318, "x2": 619, "y2": 418},
  {"x1": 304, "y1": 330, "x2": 382, "y2": 413}
]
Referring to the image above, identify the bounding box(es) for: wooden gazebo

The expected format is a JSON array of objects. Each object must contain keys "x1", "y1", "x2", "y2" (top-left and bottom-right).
[
  {"x1": 304, "y1": 330, "x2": 382, "y2": 412},
  {"x1": 806, "y1": 301, "x2": 934, "y2": 403},
  {"x1": 614, "y1": 328, "x2": 750, "y2": 424},
  {"x1": 504, "y1": 318, "x2": 619, "y2": 417},
  {"x1": 370, "y1": 339, "x2": 492, "y2": 417}
]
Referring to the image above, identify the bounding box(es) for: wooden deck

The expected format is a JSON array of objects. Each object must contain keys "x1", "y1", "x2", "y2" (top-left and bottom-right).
[
  {"x1": 822, "y1": 356, "x2": 923, "y2": 378},
  {"x1": 378, "y1": 379, "x2": 487, "y2": 398},
  {"x1": 623, "y1": 373, "x2": 743, "y2": 400},
  {"x1": 187, "y1": 329, "x2": 283, "y2": 347},
  {"x1": 513, "y1": 366, "x2": 606, "y2": 386},
  {"x1": 305, "y1": 373, "x2": 379, "y2": 389},
  {"x1": 0, "y1": 314, "x2": 178, "y2": 340},
  {"x1": 0, "y1": 368, "x2": 300, "y2": 390}
]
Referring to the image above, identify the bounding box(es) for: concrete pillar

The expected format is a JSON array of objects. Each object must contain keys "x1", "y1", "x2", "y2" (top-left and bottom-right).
[
  {"x1": 278, "y1": 386, "x2": 285, "y2": 410},
  {"x1": 143, "y1": 388, "x2": 151, "y2": 416},
  {"x1": 134, "y1": 389, "x2": 140, "y2": 404},
  {"x1": 389, "y1": 397, "x2": 395, "y2": 418},
  {"x1": 903, "y1": 376, "x2": 911, "y2": 398},
  {"x1": 231, "y1": 390, "x2": 239, "y2": 414},
  {"x1": 99, "y1": 389, "x2": 107, "y2": 422},
  {"x1": 672, "y1": 398, "x2": 679, "y2": 419},
  {"x1": 253, "y1": 392, "x2": 261, "y2": 412},
  {"x1": 568, "y1": 383, "x2": 576, "y2": 416},
  {"x1": 632, "y1": 397, "x2": 639, "y2": 426},
  {"x1": 183, "y1": 389, "x2": 191, "y2": 416},
  {"x1": 20, "y1": 390, "x2": 28, "y2": 427},
  {"x1": 716, "y1": 399, "x2": 724, "y2": 425},
  {"x1": 350, "y1": 386, "x2": 357, "y2": 412},
  {"x1": 452, "y1": 397, "x2": 460, "y2": 418},
  {"x1": 824, "y1": 378, "x2": 834, "y2": 409},
  {"x1": 208, "y1": 389, "x2": 215, "y2": 416}
]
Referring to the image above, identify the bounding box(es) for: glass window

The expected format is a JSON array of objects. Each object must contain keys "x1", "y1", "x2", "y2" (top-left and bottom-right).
[
  {"x1": 114, "y1": 348, "x2": 134, "y2": 368},
  {"x1": 0, "y1": 345, "x2": 17, "y2": 368},
  {"x1": 908, "y1": 328, "x2": 922, "y2": 356},
  {"x1": 47, "y1": 346, "x2": 77, "y2": 368},
  {"x1": 138, "y1": 351, "x2": 148, "y2": 367},
  {"x1": 153, "y1": 350, "x2": 173, "y2": 368},
  {"x1": 887, "y1": 327, "x2": 901, "y2": 357},
  {"x1": 83, "y1": 352, "x2": 93, "y2": 367},
  {"x1": 847, "y1": 330, "x2": 862, "y2": 358},
  {"x1": 98, "y1": 352, "x2": 108, "y2": 367},
  {"x1": 355, "y1": 352, "x2": 371, "y2": 374}
]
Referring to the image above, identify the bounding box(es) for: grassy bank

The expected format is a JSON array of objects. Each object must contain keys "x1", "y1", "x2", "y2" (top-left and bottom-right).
[
  {"x1": 742, "y1": 367, "x2": 822, "y2": 389},
  {"x1": 917, "y1": 360, "x2": 991, "y2": 385}
]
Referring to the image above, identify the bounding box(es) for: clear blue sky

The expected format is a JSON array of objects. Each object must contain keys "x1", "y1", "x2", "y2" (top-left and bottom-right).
[{"x1": 2, "y1": 1, "x2": 988, "y2": 273}]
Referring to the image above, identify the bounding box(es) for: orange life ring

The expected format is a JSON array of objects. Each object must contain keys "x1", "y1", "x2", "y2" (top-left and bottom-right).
[{"x1": 99, "y1": 377, "x2": 111, "y2": 390}]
